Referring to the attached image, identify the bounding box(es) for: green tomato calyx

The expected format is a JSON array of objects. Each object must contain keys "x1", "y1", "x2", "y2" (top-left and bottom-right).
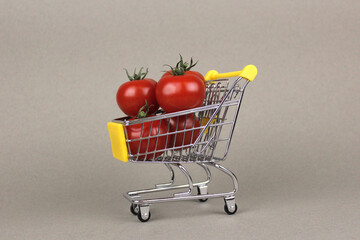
[
  {"x1": 125, "y1": 67, "x2": 149, "y2": 81},
  {"x1": 164, "y1": 55, "x2": 198, "y2": 76},
  {"x1": 136, "y1": 100, "x2": 150, "y2": 118}
]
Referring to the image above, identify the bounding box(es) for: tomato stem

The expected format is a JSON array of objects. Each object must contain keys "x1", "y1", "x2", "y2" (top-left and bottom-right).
[
  {"x1": 164, "y1": 55, "x2": 198, "y2": 76},
  {"x1": 136, "y1": 100, "x2": 150, "y2": 118},
  {"x1": 124, "y1": 67, "x2": 149, "y2": 81}
]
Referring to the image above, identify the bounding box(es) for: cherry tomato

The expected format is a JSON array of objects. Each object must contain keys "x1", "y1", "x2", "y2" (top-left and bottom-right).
[
  {"x1": 116, "y1": 68, "x2": 159, "y2": 117},
  {"x1": 168, "y1": 114, "x2": 200, "y2": 149},
  {"x1": 156, "y1": 73, "x2": 205, "y2": 113},
  {"x1": 161, "y1": 55, "x2": 206, "y2": 84},
  {"x1": 126, "y1": 117, "x2": 171, "y2": 160},
  {"x1": 156, "y1": 56, "x2": 206, "y2": 113}
]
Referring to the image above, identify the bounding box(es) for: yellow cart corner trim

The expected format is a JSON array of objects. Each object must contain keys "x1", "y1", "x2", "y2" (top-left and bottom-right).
[{"x1": 107, "y1": 122, "x2": 128, "y2": 162}]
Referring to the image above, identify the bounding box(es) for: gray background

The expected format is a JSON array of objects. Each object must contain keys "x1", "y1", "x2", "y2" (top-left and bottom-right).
[{"x1": 1, "y1": 0, "x2": 359, "y2": 239}]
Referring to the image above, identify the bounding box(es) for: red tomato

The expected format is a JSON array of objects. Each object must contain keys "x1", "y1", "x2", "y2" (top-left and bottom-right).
[
  {"x1": 116, "y1": 68, "x2": 159, "y2": 117},
  {"x1": 126, "y1": 118, "x2": 171, "y2": 160},
  {"x1": 187, "y1": 71, "x2": 206, "y2": 84},
  {"x1": 156, "y1": 73, "x2": 205, "y2": 113},
  {"x1": 168, "y1": 114, "x2": 200, "y2": 149}
]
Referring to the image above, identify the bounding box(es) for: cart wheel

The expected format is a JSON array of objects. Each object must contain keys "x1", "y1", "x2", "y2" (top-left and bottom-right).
[
  {"x1": 130, "y1": 204, "x2": 139, "y2": 215},
  {"x1": 137, "y1": 206, "x2": 151, "y2": 222},
  {"x1": 224, "y1": 203, "x2": 238, "y2": 215},
  {"x1": 197, "y1": 186, "x2": 208, "y2": 202}
]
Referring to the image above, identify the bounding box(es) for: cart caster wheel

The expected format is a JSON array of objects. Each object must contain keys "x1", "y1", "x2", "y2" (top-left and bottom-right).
[
  {"x1": 224, "y1": 203, "x2": 238, "y2": 215},
  {"x1": 137, "y1": 206, "x2": 151, "y2": 222},
  {"x1": 138, "y1": 211, "x2": 151, "y2": 222},
  {"x1": 197, "y1": 186, "x2": 208, "y2": 202},
  {"x1": 130, "y1": 204, "x2": 139, "y2": 215}
]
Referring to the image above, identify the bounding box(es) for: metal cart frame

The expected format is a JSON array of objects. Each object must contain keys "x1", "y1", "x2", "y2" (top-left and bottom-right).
[{"x1": 108, "y1": 65, "x2": 257, "y2": 222}]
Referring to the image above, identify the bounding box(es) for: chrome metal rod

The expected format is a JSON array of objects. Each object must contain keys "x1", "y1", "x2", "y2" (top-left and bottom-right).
[
  {"x1": 124, "y1": 191, "x2": 234, "y2": 205},
  {"x1": 192, "y1": 78, "x2": 243, "y2": 147},
  {"x1": 127, "y1": 181, "x2": 204, "y2": 196},
  {"x1": 155, "y1": 163, "x2": 175, "y2": 188},
  {"x1": 127, "y1": 164, "x2": 207, "y2": 196},
  {"x1": 206, "y1": 162, "x2": 238, "y2": 195},
  {"x1": 173, "y1": 164, "x2": 193, "y2": 197},
  {"x1": 223, "y1": 80, "x2": 249, "y2": 160},
  {"x1": 113, "y1": 100, "x2": 239, "y2": 125},
  {"x1": 197, "y1": 163, "x2": 211, "y2": 186}
]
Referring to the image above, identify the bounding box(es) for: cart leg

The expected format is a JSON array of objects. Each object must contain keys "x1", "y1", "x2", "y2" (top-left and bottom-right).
[
  {"x1": 173, "y1": 164, "x2": 194, "y2": 197},
  {"x1": 197, "y1": 163, "x2": 212, "y2": 185},
  {"x1": 196, "y1": 163, "x2": 211, "y2": 202},
  {"x1": 155, "y1": 163, "x2": 175, "y2": 188},
  {"x1": 206, "y1": 162, "x2": 239, "y2": 214},
  {"x1": 206, "y1": 162, "x2": 239, "y2": 195}
]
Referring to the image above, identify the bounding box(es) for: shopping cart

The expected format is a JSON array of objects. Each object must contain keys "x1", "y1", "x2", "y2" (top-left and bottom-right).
[{"x1": 108, "y1": 65, "x2": 257, "y2": 222}]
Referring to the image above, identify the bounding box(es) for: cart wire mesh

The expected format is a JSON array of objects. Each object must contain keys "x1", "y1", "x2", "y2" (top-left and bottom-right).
[{"x1": 112, "y1": 77, "x2": 249, "y2": 163}]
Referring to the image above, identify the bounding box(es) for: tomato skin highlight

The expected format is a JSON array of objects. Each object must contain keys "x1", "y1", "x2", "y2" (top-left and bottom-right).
[
  {"x1": 116, "y1": 79, "x2": 159, "y2": 117},
  {"x1": 156, "y1": 74, "x2": 205, "y2": 113},
  {"x1": 168, "y1": 114, "x2": 200, "y2": 149},
  {"x1": 126, "y1": 117, "x2": 170, "y2": 160}
]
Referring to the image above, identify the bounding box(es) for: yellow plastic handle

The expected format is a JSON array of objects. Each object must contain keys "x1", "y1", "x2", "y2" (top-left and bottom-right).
[{"x1": 204, "y1": 65, "x2": 257, "y2": 81}]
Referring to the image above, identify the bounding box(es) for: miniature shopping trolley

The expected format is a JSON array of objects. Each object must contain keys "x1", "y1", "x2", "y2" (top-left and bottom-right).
[{"x1": 108, "y1": 65, "x2": 257, "y2": 222}]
